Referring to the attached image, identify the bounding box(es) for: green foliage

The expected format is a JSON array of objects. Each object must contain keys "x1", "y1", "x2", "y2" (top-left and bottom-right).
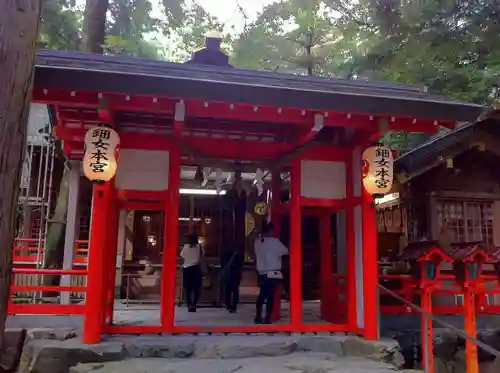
[
  {"x1": 104, "y1": 35, "x2": 162, "y2": 59},
  {"x1": 232, "y1": 0, "x2": 345, "y2": 74},
  {"x1": 39, "y1": 0, "x2": 82, "y2": 50},
  {"x1": 40, "y1": 0, "x2": 164, "y2": 59},
  {"x1": 336, "y1": 0, "x2": 500, "y2": 105},
  {"x1": 169, "y1": 2, "x2": 226, "y2": 61},
  {"x1": 106, "y1": 0, "x2": 162, "y2": 59},
  {"x1": 108, "y1": 0, "x2": 160, "y2": 39},
  {"x1": 381, "y1": 132, "x2": 431, "y2": 154},
  {"x1": 161, "y1": 0, "x2": 187, "y2": 29}
]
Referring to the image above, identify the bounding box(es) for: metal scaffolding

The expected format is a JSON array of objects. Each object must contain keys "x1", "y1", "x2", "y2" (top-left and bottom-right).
[{"x1": 15, "y1": 104, "x2": 56, "y2": 300}]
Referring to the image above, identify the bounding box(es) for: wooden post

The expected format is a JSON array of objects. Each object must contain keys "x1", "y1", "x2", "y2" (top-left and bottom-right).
[
  {"x1": 421, "y1": 287, "x2": 435, "y2": 373},
  {"x1": 319, "y1": 210, "x2": 332, "y2": 320},
  {"x1": 271, "y1": 173, "x2": 282, "y2": 321},
  {"x1": 161, "y1": 147, "x2": 181, "y2": 332},
  {"x1": 0, "y1": 0, "x2": 43, "y2": 348},
  {"x1": 345, "y1": 153, "x2": 357, "y2": 330},
  {"x1": 83, "y1": 182, "x2": 111, "y2": 343},
  {"x1": 464, "y1": 287, "x2": 479, "y2": 373},
  {"x1": 61, "y1": 161, "x2": 81, "y2": 304},
  {"x1": 290, "y1": 158, "x2": 302, "y2": 327},
  {"x1": 362, "y1": 190, "x2": 379, "y2": 340},
  {"x1": 105, "y1": 187, "x2": 120, "y2": 325}
]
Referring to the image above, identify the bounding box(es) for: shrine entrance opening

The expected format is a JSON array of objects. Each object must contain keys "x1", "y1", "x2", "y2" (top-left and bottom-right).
[{"x1": 109, "y1": 165, "x2": 354, "y2": 331}]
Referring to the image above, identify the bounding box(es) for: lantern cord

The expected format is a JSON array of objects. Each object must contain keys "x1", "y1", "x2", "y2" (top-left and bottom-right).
[{"x1": 378, "y1": 284, "x2": 500, "y2": 359}]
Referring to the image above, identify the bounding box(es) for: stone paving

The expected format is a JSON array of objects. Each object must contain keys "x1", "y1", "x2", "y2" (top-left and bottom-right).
[
  {"x1": 5, "y1": 302, "x2": 415, "y2": 373},
  {"x1": 70, "y1": 354, "x2": 406, "y2": 373},
  {"x1": 14, "y1": 332, "x2": 409, "y2": 373}
]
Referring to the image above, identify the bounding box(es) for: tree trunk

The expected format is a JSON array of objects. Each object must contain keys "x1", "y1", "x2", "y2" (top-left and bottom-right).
[
  {"x1": 43, "y1": 0, "x2": 110, "y2": 295},
  {"x1": 306, "y1": 34, "x2": 313, "y2": 76},
  {"x1": 82, "y1": 0, "x2": 110, "y2": 53},
  {"x1": 43, "y1": 166, "x2": 71, "y2": 293},
  {"x1": 0, "y1": 0, "x2": 44, "y2": 349}
]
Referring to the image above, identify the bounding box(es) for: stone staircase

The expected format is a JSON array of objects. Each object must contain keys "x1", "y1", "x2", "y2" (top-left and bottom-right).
[{"x1": 5, "y1": 328, "x2": 422, "y2": 373}]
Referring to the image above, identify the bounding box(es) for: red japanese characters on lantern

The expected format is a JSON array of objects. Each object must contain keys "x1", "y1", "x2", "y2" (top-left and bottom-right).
[
  {"x1": 83, "y1": 126, "x2": 120, "y2": 182},
  {"x1": 362, "y1": 145, "x2": 394, "y2": 197}
]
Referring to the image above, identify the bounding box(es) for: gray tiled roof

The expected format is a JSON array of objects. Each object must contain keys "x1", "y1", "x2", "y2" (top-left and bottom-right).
[
  {"x1": 396, "y1": 117, "x2": 500, "y2": 175},
  {"x1": 34, "y1": 50, "x2": 484, "y2": 122}
]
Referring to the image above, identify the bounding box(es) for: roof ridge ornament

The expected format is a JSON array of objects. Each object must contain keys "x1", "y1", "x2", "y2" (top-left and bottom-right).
[{"x1": 185, "y1": 30, "x2": 232, "y2": 67}]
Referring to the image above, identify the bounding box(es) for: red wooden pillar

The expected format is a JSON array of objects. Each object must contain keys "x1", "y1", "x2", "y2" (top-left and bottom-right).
[
  {"x1": 105, "y1": 191, "x2": 120, "y2": 325},
  {"x1": 271, "y1": 174, "x2": 282, "y2": 321},
  {"x1": 319, "y1": 210, "x2": 332, "y2": 320},
  {"x1": 161, "y1": 147, "x2": 181, "y2": 332},
  {"x1": 421, "y1": 287, "x2": 435, "y2": 373},
  {"x1": 362, "y1": 190, "x2": 379, "y2": 340},
  {"x1": 83, "y1": 182, "x2": 112, "y2": 344},
  {"x1": 290, "y1": 158, "x2": 302, "y2": 327},
  {"x1": 464, "y1": 287, "x2": 479, "y2": 373},
  {"x1": 345, "y1": 153, "x2": 357, "y2": 330}
]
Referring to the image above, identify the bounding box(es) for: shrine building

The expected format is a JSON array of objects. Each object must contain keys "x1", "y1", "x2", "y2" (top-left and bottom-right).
[{"x1": 11, "y1": 35, "x2": 486, "y2": 344}]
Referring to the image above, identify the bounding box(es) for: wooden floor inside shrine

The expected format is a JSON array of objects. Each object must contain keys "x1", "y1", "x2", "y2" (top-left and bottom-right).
[
  {"x1": 116, "y1": 301, "x2": 324, "y2": 326},
  {"x1": 6, "y1": 301, "x2": 327, "y2": 330}
]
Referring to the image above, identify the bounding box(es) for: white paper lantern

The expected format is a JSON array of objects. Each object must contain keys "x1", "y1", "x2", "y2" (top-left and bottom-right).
[
  {"x1": 83, "y1": 126, "x2": 120, "y2": 182},
  {"x1": 362, "y1": 145, "x2": 394, "y2": 196}
]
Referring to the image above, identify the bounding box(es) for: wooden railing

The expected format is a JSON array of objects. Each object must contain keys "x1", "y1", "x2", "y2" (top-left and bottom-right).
[
  {"x1": 9, "y1": 268, "x2": 87, "y2": 315},
  {"x1": 10, "y1": 238, "x2": 500, "y2": 316},
  {"x1": 13, "y1": 238, "x2": 89, "y2": 266}
]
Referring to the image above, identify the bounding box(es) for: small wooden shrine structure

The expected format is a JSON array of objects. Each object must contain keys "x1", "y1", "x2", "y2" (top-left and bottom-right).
[{"x1": 27, "y1": 36, "x2": 483, "y2": 343}]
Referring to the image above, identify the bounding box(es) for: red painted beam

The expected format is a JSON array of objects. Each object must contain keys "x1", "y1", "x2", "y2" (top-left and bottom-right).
[
  {"x1": 57, "y1": 109, "x2": 304, "y2": 138},
  {"x1": 117, "y1": 189, "x2": 168, "y2": 201},
  {"x1": 55, "y1": 128, "x2": 298, "y2": 160},
  {"x1": 33, "y1": 87, "x2": 177, "y2": 113},
  {"x1": 299, "y1": 197, "x2": 362, "y2": 209},
  {"x1": 8, "y1": 303, "x2": 85, "y2": 315},
  {"x1": 34, "y1": 86, "x2": 453, "y2": 130},
  {"x1": 119, "y1": 201, "x2": 165, "y2": 210},
  {"x1": 301, "y1": 146, "x2": 349, "y2": 161},
  {"x1": 180, "y1": 137, "x2": 294, "y2": 159}
]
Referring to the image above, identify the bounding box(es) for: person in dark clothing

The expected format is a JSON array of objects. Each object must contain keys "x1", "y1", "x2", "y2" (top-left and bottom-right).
[
  {"x1": 221, "y1": 178, "x2": 247, "y2": 313},
  {"x1": 221, "y1": 251, "x2": 244, "y2": 313},
  {"x1": 180, "y1": 233, "x2": 203, "y2": 312},
  {"x1": 254, "y1": 221, "x2": 288, "y2": 324}
]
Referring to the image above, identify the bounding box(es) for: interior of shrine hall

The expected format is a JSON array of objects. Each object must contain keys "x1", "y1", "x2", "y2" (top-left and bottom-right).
[{"x1": 107, "y1": 166, "x2": 346, "y2": 327}]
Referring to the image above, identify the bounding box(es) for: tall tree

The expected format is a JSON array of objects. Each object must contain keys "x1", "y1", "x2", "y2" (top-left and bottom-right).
[
  {"x1": 167, "y1": 2, "x2": 225, "y2": 62},
  {"x1": 336, "y1": 0, "x2": 500, "y2": 104},
  {"x1": 0, "y1": 0, "x2": 44, "y2": 347},
  {"x1": 105, "y1": 0, "x2": 162, "y2": 59},
  {"x1": 40, "y1": 0, "x2": 82, "y2": 50},
  {"x1": 232, "y1": 0, "x2": 348, "y2": 75},
  {"x1": 43, "y1": 0, "x2": 111, "y2": 275},
  {"x1": 83, "y1": 0, "x2": 110, "y2": 53}
]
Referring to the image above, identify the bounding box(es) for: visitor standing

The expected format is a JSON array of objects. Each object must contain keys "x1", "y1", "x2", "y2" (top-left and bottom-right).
[
  {"x1": 220, "y1": 177, "x2": 246, "y2": 313},
  {"x1": 180, "y1": 233, "x2": 204, "y2": 312},
  {"x1": 254, "y1": 221, "x2": 288, "y2": 324}
]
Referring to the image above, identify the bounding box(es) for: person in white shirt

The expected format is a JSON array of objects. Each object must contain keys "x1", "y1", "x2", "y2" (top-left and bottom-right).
[
  {"x1": 253, "y1": 221, "x2": 289, "y2": 324},
  {"x1": 180, "y1": 233, "x2": 203, "y2": 312}
]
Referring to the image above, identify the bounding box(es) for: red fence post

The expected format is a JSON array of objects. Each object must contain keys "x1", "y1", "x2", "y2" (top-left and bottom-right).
[
  {"x1": 105, "y1": 186, "x2": 119, "y2": 325},
  {"x1": 421, "y1": 287, "x2": 435, "y2": 373},
  {"x1": 464, "y1": 287, "x2": 479, "y2": 373},
  {"x1": 161, "y1": 147, "x2": 180, "y2": 332},
  {"x1": 362, "y1": 190, "x2": 379, "y2": 340},
  {"x1": 290, "y1": 157, "x2": 303, "y2": 327},
  {"x1": 271, "y1": 174, "x2": 282, "y2": 322},
  {"x1": 83, "y1": 182, "x2": 111, "y2": 344}
]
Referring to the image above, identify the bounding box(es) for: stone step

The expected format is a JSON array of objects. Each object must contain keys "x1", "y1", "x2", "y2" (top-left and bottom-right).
[
  {"x1": 69, "y1": 354, "x2": 407, "y2": 373},
  {"x1": 18, "y1": 332, "x2": 406, "y2": 373}
]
